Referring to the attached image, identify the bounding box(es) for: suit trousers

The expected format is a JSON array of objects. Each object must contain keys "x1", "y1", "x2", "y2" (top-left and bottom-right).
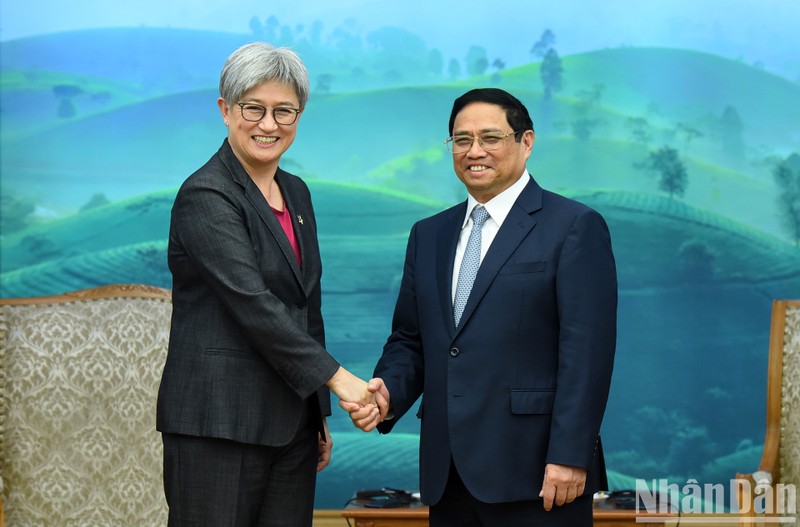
[
  {"x1": 430, "y1": 460, "x2": 594, "y2": 527},
  {"x1": 162, "y1": 412, "x2": 318, "y2": 526}
]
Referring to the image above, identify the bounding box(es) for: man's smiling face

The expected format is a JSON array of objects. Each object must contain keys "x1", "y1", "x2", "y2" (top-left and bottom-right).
[{"x1": 450, "y1": 102, "x2": 534, "y2": 203}]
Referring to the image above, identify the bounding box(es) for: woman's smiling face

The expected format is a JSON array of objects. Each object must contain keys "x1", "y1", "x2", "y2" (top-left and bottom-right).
[{"x1": 218, "y1": 80, "x2": 302, "y2": 175}]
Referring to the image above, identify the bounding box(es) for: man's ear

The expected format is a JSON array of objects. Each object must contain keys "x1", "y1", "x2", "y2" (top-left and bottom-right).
[{"x1": 523, "y1": 130, "x2": 535, "y2": 153}]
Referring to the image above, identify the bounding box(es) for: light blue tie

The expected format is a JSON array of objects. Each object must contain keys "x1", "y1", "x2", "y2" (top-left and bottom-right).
[{"x1": 454, "y1": 205, "x2": 490, "y2": 327}]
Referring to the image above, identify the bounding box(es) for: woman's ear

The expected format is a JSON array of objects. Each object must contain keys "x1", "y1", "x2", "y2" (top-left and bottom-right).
[{"x1": 218, "y1": 97, "x2": 230, "y2": 126}]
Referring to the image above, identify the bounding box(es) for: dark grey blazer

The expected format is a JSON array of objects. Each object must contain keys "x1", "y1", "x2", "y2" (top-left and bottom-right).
[{"x1": 157, "y1": 139, "x2": 339, "y2": 446}]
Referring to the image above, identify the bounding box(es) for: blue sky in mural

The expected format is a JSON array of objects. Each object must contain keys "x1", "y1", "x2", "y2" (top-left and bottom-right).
[{"x1": 2, "y1": 0, "x2": 799, "y2": 80}]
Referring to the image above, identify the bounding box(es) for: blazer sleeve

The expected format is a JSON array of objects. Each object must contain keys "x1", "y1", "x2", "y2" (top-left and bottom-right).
[
  {"x1": 546, "y1": 208, "x2": 617, "y2": 469},
  {"x1": 171, "y1": 178, "x2": 339, "y2": 400},
  {"x1": 375, "y1": 223, "x2": 426, "y2": 432}
]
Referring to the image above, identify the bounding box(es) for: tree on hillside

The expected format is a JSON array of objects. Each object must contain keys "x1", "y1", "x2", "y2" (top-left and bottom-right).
[
  {"x1": 645, "y1": 101, "x2": 663, "y2": 121},
  {"x1": 540, "y1": 48, "x2": 563, "y2": 101},
  {"x1": 773, "y1": 152, "x2": 800, "y2": 245},
  {"x1": 718, "y1": 105, "x2": 744, "y2": 158},
  {"x1": 679, "y1": 240, "x2": 716, "y2": 282},
  {"x1": 351, "y1": 66, "x2": 366, "y2": 85},
  {"x1": 491, "y1": 58, "x2": 505, "y2": 84},
  {"x1": 626, "y1": 117, "x2": 652, "y2": 146},
  {"x1": 0, "y1": 194, "x2": 35, "y2": 234},
  {"x1": 675, "y1": 123, "x2": 704, "y2": 153},
  {"x1": 249, "y1": 16, "x2": 264, "y2": 38},
  {"x1": 53, "y1": 84, "x2": 82, "y2": 119},
  {"x1": 428, "y1": 49, "x2": 444, "y2": 76},
  {"x1": 571, "y1": 84, "x2": 605, "y2": 141},
  {"x1": 279, "y1": 24, "x2": 294, "y2": 44},
  {"x1": 309, "y1": 20, "x2": 323, "y2": 45},
  {"x1": 329, "y1": 18, "x2": 363, "y2": 53},
  {"x1": 264, "y1": 15, "x2": 279, "y2": 42},
  {"x1": 530, "y1": 29, "x2": 556, "y2": 58},
  {"x1": 367, "y1": 27, "x2": 429, "y2": 78},
  {"x1": 448, "y1": 58, "x2": 461, "y2": 80},
  {"x1": 315, "y1": 74, "x2": 334, "y2": 94},
  {"x1": 639, "y1": 146, "x2": 689, "y2": 199},
  {"x1": 80, "y1": 193, "x2": 111, "y2": 212},
  {"x1": 21, "y1": 234, "x2": 61, "y2": 260},
  {"x1": 367, "y1": 27, "x2": 427, "y2": 56},
  {"x1": 465, "y1": 46, "x2": 489, "y2": 77}
]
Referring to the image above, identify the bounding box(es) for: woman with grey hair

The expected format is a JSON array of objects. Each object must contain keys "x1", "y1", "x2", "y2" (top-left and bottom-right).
[{"x1": 157, "y1": 42, "x2": 384, "y2": 526}]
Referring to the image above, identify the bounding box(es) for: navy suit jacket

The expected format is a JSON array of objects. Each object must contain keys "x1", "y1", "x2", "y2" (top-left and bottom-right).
[
  {"x1": 157, "y1": 139, "x2": 339, "y2": 447},
  {"x1": 375, "y1": 176, "x2": 617, "y2": 505}
]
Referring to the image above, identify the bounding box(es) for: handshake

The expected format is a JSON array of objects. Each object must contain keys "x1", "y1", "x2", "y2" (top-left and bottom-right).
[{"x1": 326, "y1": 367, "x2": 391, "y2": 432}]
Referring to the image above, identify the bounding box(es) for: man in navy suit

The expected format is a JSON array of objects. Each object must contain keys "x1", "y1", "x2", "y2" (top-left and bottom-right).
[{"x1": 344, "y1": 88, "x2": 617, "y2": 526}]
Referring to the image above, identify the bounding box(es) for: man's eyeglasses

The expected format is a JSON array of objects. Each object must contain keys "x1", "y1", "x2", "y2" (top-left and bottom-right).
[
  {"x1": 237, "y1": 103, "x2": 302, "y2": 125},
  {"x1": 444, "y1": 131, "x2": 521, "y2": 154}
]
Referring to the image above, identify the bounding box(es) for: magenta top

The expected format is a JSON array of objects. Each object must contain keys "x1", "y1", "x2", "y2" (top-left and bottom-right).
[{"x1": 272, "y1": 206, "x2": 302, "y2": 267}]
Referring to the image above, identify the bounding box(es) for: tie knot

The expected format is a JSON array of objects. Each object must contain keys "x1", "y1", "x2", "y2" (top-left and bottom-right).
[{"x1": 471, "y1": 205, "x2": 489, "y2": 227}]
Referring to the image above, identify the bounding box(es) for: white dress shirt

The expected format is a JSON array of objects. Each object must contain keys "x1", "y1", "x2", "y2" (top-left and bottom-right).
[{"x1": 451, "y1": 170, "x2": 531, "y2": 303}]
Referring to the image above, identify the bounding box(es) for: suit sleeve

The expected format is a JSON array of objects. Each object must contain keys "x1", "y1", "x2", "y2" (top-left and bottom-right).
[
  {"x1": 171, "y1": 180, "x2": 339, "y2": 401},
  {"x1": 547, "y1": 208, "x2": 617, "y2": 469},
  {"x1": 375, "y1": 223, "x2": 426, "y2": 433},
  {"x1": 311, "y1": 274, "x2": 332, "y2": 414},
  {"x1": 304, "y1": 193, "x2": 333, "y2": 416}
]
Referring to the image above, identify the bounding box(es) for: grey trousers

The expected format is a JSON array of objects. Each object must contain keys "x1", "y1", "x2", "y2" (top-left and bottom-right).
[{"x1": 162, "y1": 424, "x2": 318, "y2": 527}]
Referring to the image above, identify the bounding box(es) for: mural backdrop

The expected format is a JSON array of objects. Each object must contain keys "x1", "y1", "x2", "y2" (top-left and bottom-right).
[{"x1": 2, "y1": 0, "x2": 800, "y2": 509}]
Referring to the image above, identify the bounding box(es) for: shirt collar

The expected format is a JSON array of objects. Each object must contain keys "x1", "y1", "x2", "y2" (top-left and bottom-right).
[{"x1": 461, "y1": 170, "x2": 531, "y2": 229}]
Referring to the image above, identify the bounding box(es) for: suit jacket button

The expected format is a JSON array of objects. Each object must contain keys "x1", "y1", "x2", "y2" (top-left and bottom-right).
[{"x1": 449, "y1": 347, "x2": 460, "y2": 357}]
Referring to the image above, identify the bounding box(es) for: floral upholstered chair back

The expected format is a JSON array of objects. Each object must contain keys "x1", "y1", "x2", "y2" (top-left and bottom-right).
[
  {"x1": 738, "y1": 300, "x2": 800, "y2": 526},
  {"x1": 0, "y1": 285, "x2": 171, "y2": 526},
  {"x1": 780, "y1": 301, "x2": 800, "y2": 488}
]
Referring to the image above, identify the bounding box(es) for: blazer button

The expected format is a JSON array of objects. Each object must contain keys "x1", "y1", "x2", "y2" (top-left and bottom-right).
[{"x1": 449, "y1": 347, "x2": 460, "y2": 357}]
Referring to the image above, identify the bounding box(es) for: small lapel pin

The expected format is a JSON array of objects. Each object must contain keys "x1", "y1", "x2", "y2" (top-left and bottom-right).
[{"x1": 297, "y1": 214, "x2": 304, "y2": 225}]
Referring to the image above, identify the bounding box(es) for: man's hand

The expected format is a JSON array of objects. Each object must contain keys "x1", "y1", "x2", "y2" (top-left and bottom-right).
[
  {"x1": 539, "y1": 463, "x2": 587, "y2": 511},
  {"x1": 317, "y1": 418, "x2": 332, "y2": 472},
  {"x1": 339, "y1": 378, "x2": 391, "y2": 432}
]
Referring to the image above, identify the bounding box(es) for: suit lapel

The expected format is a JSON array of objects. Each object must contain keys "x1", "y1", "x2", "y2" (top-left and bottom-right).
[
  {"x1": 278, "y1": 170, "x2": 314, "y2": 290},
  {"x1": 454, "y1": 179, "x2": 543, "y2": 336},
  {"x1": 243, "y1": 173, "x2": 305, "y2": 292},
  {"x1": 218, "y1": 139, "x2": 306, "y2": 292}
]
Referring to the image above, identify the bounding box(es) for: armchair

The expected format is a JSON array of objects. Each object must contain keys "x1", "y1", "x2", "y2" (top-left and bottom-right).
[
  {"x1": 737, "y1": 299, "x2": 800, "y2": 525},
  {"x1": 0, "y1": 284, "x2": 171, "y2": 526}
]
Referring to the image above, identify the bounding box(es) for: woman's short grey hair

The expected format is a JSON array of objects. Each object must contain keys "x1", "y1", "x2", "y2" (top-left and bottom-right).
[{"x1": 219, "y1": 42, "x2": 310, "y2": 109}]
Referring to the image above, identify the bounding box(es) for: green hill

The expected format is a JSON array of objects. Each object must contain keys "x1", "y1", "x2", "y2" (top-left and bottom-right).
[
  {"x1": 0, "y1": 69, "x2": 147, "y2": 141},
  {"x1": 2, "y1": 48, "x2": 800, "y2": 199},
  {"x1": 497, "y1": 47, "x2": 800, "y2": 147},
  {"x1": 576, "y1": 190, "x2": 800, "y2": 288},
  {"x1": 4, "y1": 47, "x2": 797, "y2": 237},
  {"x1": 0, "y1": 180, "x2": 442, "y2": 297},
  {"x1": 4, "y1": 181, "x2": 799, "y2": 297},
  {"x1": 0, "y1": 190, "x2": 176, "y2": 273}
]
